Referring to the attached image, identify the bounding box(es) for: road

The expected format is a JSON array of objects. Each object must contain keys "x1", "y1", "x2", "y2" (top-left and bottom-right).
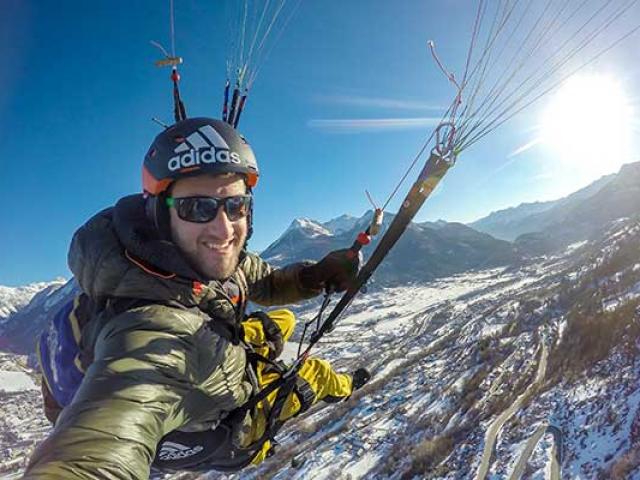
[
  {"x1": 475, "y1": 341, "x2": 548, "y2": 480},
  {"x1": 508, "y1": 425, "x2": 545, "y2": 480},
  {"x1": 547, "y1": 425, "x2": 563, "y2": 479},
  {"x1": 508, "y1": 424, "x2": 562, "y2": 480}
]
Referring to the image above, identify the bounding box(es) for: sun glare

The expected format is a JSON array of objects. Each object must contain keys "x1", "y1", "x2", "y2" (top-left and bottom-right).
[{"x1": 540, "y1": 74, "x2": 634, "y2": 180}]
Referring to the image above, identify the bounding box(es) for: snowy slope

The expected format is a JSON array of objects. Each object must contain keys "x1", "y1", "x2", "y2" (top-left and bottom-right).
[
  {"x1": 239, "y1": 215, "x2": 640, "y2": 479},
  {"x1": 322, "y1": 214, "x2": 359, "y2": 235},
  {"x1": 2, "y1": 216, "x2": 640, "y2": 478},
  {"x1": 0, "y1": 372, "x2": 38, "y2": 393},
  {"x1": 0, "y1": 280, "x2": 77, "y2": 354},
  {"x1": 469, "y1": 167, "x2": 619, "y2": 241}
]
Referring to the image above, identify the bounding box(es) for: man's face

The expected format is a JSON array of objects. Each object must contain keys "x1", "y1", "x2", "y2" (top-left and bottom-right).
[{"x1": 169, "y1": 174, "x2": 248, "y2": 280}]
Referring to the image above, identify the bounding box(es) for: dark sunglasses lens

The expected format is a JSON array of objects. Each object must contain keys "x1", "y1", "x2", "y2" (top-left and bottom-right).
[
  {"x1": 176, "y1": 198, "x2": 220, "y2": 223},
  {"x1": 225, "y1": 196, "x2": 250, "y2": 221}
]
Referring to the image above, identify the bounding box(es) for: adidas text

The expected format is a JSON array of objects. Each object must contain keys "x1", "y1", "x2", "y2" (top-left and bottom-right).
[
  {"x1": 158, "y1": 442, "x2": 204, "y2": 461},
  {"x1": 168, "y1": 147, "x2": 241, "y2": 172}
]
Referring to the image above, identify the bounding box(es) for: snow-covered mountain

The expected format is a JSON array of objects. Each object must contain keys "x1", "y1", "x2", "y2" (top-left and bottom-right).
[
  {"x1": 0, "y1": 279, "x2": 77, "y2": 354},
  {"x1": 263, "y1": 162, "x2": 640, "y2": 285},
  {"x1": 322, "y1": 214, "x2": 359, "y2": 235},
  {"x1": 260, "y1": 217, "x2": 337, "y2": 267},
  {"x1": 0, "y1": 279, "x2": 66, "y2": 325},
  {"x1": 262, "y1": 210, "x2": 519, "y2": 285},
  {"x1": 285, "y1": 218, "x2": 333, "y2": 238},
  {"x1": 468, "y1": 200, "x2": 558, "y2": 241},
  {"x1": 515, "y1": 162, "x2": 640, "y2": 255},
  {"x1": 469, "y1": 165, "x2": 621, "y2": 241}
]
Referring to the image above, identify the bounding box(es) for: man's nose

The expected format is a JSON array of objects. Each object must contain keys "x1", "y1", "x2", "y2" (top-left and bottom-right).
[{"x1": 205, "y1": 207, "x2": 234, "y2": 239}]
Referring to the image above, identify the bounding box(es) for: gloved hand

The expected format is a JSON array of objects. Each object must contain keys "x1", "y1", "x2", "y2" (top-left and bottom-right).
[
  {"x1": 351, "y1": 368, "x2": 371, "y2": 390},
  {"x1": 299, "y1": 248, "x2": 361, "y2": 293}
]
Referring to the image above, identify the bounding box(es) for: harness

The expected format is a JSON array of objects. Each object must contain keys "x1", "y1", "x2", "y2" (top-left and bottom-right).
[
  {"x1": 155, "y1": 310, "x2": 315, "y2": 472},
  {"x1": 153, "y1": 346, "x2": 314, "y2": 472}
]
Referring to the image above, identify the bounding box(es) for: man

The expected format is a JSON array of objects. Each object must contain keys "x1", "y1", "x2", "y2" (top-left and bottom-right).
[{"x1": 25, "y1": 118, "x2": 370, "y2": 479}]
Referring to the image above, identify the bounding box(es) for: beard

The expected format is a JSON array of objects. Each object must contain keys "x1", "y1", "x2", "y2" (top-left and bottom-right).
[
  {"x1": 173, "y1": 230, "x2": 246, "y2": 281},
  {"x1": 194, "y1": 238, "x2": 243, "y2": 280}
]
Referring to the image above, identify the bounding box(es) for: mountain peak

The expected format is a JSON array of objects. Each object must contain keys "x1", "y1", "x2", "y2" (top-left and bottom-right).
[
  {"x1": 322, "y1": 213, "x2": 359, "y2": 235},
  {"x1": 0, "y1": 278, "x2": 67, "y2": 323},
  {"x1": 285, "y1": 217, "x2": 333, "y2": 238},
  {"x1": 467, "y1": 164, "x2": 634, "y2": 242}
]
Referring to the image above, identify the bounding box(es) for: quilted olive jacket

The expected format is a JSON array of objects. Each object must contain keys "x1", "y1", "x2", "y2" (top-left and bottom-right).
[{"x1": 24, "y1": 194, "x2": 320, "y2": 479}]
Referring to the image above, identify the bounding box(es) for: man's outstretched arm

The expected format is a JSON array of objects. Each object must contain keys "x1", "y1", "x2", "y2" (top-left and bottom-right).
[
  {"x1": 242, "y1": 250, "x2": 360, "y2": 306},
  {"x1": 241, "y1": 252, "x2": 322, "y2": 306}
]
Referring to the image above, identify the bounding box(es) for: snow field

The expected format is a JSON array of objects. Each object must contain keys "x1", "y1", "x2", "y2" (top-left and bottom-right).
[{"x1": 0, "y1": 372, "x2": 38, "y2": 392}]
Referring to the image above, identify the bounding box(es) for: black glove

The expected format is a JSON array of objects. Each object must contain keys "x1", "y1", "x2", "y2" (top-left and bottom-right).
[
  {"x1": 299, "y1": 248, "x2": 361, "y2": 293},
  {"x1": 351, "y1": 368, "x2": 371, "y2": 390}
]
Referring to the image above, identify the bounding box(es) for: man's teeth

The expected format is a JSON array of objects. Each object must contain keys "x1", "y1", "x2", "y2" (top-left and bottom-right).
[{"x1": 204, "y1": 241, "x2": 231, "y2": 250}]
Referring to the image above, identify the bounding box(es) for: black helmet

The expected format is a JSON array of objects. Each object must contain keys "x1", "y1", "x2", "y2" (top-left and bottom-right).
[
  {"x1": 143, "y1": 117, "x2": 259, "y2": 195},
  {"x1": 142, "y1": 118, "x2": 259, "y2": 241}
]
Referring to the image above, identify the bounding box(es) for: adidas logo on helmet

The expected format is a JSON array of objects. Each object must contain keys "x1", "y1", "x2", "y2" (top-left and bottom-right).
[{"x1": 167, "y1": 124, "x2": 243, "y2": 172}]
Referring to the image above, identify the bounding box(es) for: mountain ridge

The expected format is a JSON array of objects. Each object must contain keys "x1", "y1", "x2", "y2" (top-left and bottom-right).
[
  {"x1": 468, "y1": 166, "x2": 623, "y2": 240},
  {"x1": 0, "y1": 279, "x2": 66, "y2": 324}
]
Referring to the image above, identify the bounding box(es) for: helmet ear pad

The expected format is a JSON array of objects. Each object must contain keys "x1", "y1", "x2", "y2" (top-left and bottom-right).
[{"x1": 145, "y1": 193, "x2": 172, "y2": 241}]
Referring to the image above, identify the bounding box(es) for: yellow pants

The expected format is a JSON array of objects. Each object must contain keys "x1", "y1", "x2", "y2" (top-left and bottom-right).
[{"x1": 242, "y1": 309, "x2": 353, "y2": 464}]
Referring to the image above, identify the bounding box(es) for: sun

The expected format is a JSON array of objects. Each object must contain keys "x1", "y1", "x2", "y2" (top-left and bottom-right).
[{"x1": 539, "y1": 74, "x2": 634, "y2": 180}]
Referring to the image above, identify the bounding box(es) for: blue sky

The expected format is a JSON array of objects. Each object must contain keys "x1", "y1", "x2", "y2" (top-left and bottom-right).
[{"x1": 2, "y1": 0, "x2": 639, "y2": 286}]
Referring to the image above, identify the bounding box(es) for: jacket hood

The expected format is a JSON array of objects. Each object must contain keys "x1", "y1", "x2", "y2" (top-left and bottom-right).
[
  {"x1": 113, "y1": 195, "x2": 207, "y2": 281},
  {"x1": 67, "y1": 194, "x2": 211, "y2": 304}
]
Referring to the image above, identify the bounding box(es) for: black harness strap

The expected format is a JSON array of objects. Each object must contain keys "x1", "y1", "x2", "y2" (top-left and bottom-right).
[
  {"x1": 234, "y1": 350, "x2": 291, "y2": 416},
  {"x1": 154, "y1": 303, "x2": 312, "y2": 472},
  {"x1": 245, "y1": 310, "x2": 284, "y2": 360},
  {"x1": 153, "y1": 348, "x2": 310, "y2": 473},
  {"x1": 242, "y1": 374, "x2": 297, "y2": 456},
  {"x1": 293, "y1": 375, "x2": 316, "y2": 414}
]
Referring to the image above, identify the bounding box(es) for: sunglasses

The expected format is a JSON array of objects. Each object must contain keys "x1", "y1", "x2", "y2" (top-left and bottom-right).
[{"x1": 166, "y1": 195, "x2": 252, "y2": 223}]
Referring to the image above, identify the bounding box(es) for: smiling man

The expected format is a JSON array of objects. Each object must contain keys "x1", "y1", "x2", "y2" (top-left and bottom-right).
[
  {"x1": 168, "y1": 173, "x2": 251, "y2": 280},
  {"x1": 25, "y1": 118, "x2": 370, "y2": 479}
]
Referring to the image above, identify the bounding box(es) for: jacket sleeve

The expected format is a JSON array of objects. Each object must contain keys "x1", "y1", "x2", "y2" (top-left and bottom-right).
[
  {"x1": 23, "y1": 306, "x2": 249, "y2": 480},
  {"x1": 241, "y1": 252, "x2": 322, "y2": 306}
]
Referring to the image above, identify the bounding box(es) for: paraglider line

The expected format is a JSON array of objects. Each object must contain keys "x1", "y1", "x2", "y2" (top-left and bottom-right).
[{"x1": 169, "y1": 0, "x2": 176, "y2": 57}]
